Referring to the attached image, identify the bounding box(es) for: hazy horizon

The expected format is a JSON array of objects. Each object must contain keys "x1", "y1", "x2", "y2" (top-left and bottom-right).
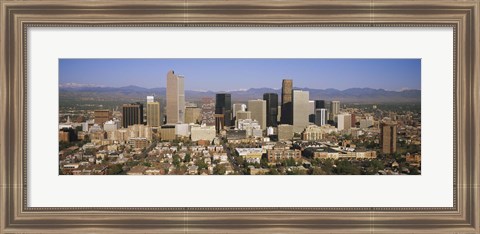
[
  {"x1": 59, "y1": 82, "x2": 421, "y2": 93},
  {"x1": 59, "y1": 58, "x2": 421, "y2": 92}
]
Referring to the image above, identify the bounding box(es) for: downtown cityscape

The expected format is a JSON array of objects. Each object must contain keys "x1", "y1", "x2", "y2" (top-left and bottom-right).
[{"x1": 58, "y1": 59, "x2": 421, "y2": 175}]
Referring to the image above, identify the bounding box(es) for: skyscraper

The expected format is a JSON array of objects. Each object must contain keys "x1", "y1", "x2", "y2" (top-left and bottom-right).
[
  {"x1": 201, "y1": 97, "x2": 215, "y2": 126},
  {"x1": 381, "y1": 120, "x2": 397, "y2": 154},
  {"x1": 94, "y1": 110, "x2": 112, "y2": 125},
  {"x1": 215, "y1": 93, "x2": 232, "y2": 127},
  {"x1": 236, "y1": 111, "x2": 252, "y2": 122},
  {"x1": 248, "y1": 99, "x2": 267, "y2": 130},
  {"x1": 146, "y1": 96, "x2": 161, "y2": 127},
  {"x1": 308, "y1": 100, "x2": 315, "y2": 123},
  {"x1": 166, "y1": 70, "x2": 185, "y2": 124},
  {"x1": 214, "y1": 114, "x2": 225, "y2": 134},
  {"x1": 263, "y1": 93, "x2": 278, "y2": 127},
  {"x1": 122, "y1": 102, "x2": 143, "y2": 128},
  {"x1": 184, "y1": 107, "x2": 202, "y2": 124},
  {"x1": 315, "y1": 108, "x2": 327, "y2": 126},
  {"x1": 330, "y1": 101, "x2": 340, "y2": 120},
  {"x1": 232, "y1": 103, "x2": 247, "y2": 118},
  {"x1": 292, "y1": 90, "x2": 310, "y2": 133},
  {"x1": 336, "y1": 113, "x2": 351, "y2": 131},
  {"x1": 281, "y1": 79, "x2": 293, "y2": 124},
  {"x1": 315, "y1": 100, "x2": 326, "y2": 109}
]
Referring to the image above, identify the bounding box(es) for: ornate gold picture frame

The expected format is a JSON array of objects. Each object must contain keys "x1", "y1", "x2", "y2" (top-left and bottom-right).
[{"x1": 1, "y1": 0, "x2": 478, "y2": 232}]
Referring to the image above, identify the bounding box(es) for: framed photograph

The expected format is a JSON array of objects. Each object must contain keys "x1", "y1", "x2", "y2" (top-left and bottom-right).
[{"x1": 1, "y1": 0, "x2": 478, "y2": 233}]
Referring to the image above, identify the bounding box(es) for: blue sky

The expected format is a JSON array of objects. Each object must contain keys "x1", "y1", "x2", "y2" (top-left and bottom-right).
[{"x1": 59, "y1": 59, "x2": 421, "y2": 91}]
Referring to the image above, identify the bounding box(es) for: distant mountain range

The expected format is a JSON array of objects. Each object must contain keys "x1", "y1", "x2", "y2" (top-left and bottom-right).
[{"x1": 59, "y1": 83, "x2": 421, "y2": 103}]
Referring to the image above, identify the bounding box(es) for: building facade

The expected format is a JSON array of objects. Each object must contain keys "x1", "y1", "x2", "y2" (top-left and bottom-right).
[
  {"x1": 122, "y1": 103, "x2": 143, "y2": 128},
  {"x1": 146, "y1": 97, "x2": 161, "y2": 127},
  {"x1": 166, "y1": 70, "x2": 185, "y2": 124},
  {"x1": 263, "y1": 93, "x2": 278, "y2": 127},
  {"x1": 267, "y1": 149, "x2": 301, "y2": 163},
  {"x1": 292, "y1": 90, "x2": 310, "y2": 133},
  {"x1": 94, "y1": 110, "x2": 112, "y2": 125},
  {"x1": 215, "y1": 93, "x2": 232, "y2": 127},
  {"x1": 381, "y1": 120, "x2": 397, "y2": 154},
  {"x1": 247, "y1": 99, "x2": 267, "y2": 130},
  {"x1": 281, "y1": 79, "x2": 293, "y2": 124},
  {"x1": 336, "y1": 113, "x2": 352, "y2": 131},
  {"x1": 190, "y1": 124, "x2": 216, "y2": 142},
  {"x1": 330, "y1": 100, "x2": 340, "y2": 120},
  {"x1": 184, "y1": 107, "x2": 202, "y2": 124},
  {"x1": 278, "y1": 124, "x2": 294, "y2": 141},
  {"x1": 315, "y1": 100, "x2": 326, "y2": 109},
  {"x1": 315, "y1": 108, "x2": 328, "y2": 126}
]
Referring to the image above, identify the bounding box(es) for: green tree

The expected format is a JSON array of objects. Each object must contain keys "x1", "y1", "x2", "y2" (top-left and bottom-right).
[
  {"x1": 311, "y1": 167, "x2": 326, "y2": 175},
  {"x1": 334, "y1": 160, "x2": 360, "y2": 175},
  {"x1": 183, "y1": 153, "x2": 191, "y2": 163},
  {"x1": 322, "y1": 159, "x2": 334, "y2": 174},
  {"x1": 195, "y1": 159, "x2": 208, "y2": 171},
  {"x1": 286, "y1": 158, "x2": 296, "y2": 167},
  {"x1": 108, "y1": 164, "x2": 124, "y2": 175},
  {"x1": 268, "y1": 168, "x2": 280, "y2": 175},
  {"x1": 213, "y1": 164, "x2": 226, "y2": 175},
  {"x1": 260, "y1": 157, "x2": 269, "y2": 168},
  {"x1": 364, "y1": 160, "x2": 384, "y2": 175},
  {"x1": 172, "y1": 155, "x2": 181, "y2": 167}
]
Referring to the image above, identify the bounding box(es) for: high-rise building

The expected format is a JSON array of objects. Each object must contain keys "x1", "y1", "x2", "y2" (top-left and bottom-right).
[
  {"x1": 146, "y1": 96, "x2": 155, "y2": 103},
  {"x1": 236, "y1": 111, "x2": 252, "y2": 122},
  {"x1": 315, "y1": 108, "x2": 328, "y2": 126},
  {"x1": 330, "y1": 101, "x2": 340, "y2": 120},
  {"x1": 281, "y1": 79, "x2": 293, "y2": 124},
  {"x1": 351, "y1": 113, "x2": 356, "y2": 128},
  {"x1": 292, "y1": 90, "x2": 310, "y2": 133},
  {"x1": 214, "y1": 114, "x2": 225, "y2": 134},
  {"x1": 308, "y1": 100, "x2": 315, "y2": 123},
  {"x1": 247, "y1": 99, "x2": 267, "y2": 130},
  {"x1": 184, "y1": 107, "x2": 202, "y2": 124},
  {"x1": 263, "y1": 93, "x2": 278, "y2": 127},
  {"x1": 232, "y1": 103, "x2": 247, "y2": 118},
  {"x1": 166, "y1": 70, "x2": 185, "y2": 124},
  {"x1": 315, "y1": 100, "x2": 326, "y2": 109},
  {"x1": 381, "y1": 120, "x2": 397, "y2": 154},
  {"x1": 190, "y1": 124, "x2": 216, "y2": 142},
  {"x1": 336, "y1": 113, "x2": 351, "y2": 131},
  {"x1": 201, "y1": 97, "x2": 215, "y2": 126},
  {"x1": 278, "y1": 124, "x2": 294, "y2": 141},
  {"x1": 94, "y1": 110, "x2": 112, "y2": 125},
  {"x1": 277, "y1": 105, "x2": 282, "y2": 123},
  {"x1": 215, "y1": 93, "x2": 232, "y2": 127},
  {"x1": 146, "y1": 96, "x2": 161, "y2": 127},
  {"x1": 122, "y1": 103, "x2": 143, "y2": 128}
]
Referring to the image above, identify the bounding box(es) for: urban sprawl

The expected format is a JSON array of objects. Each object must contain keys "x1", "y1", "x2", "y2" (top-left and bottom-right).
[{"x1": 59, "y1": 70, "x2": 421, "y2": 175}]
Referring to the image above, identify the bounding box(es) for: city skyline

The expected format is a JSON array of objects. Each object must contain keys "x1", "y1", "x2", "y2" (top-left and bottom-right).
[
  {"x1": 59, "y1": 59, "x2": 421, "y2": 91},
  {"x1": 58, "y1": 59, "x2": 422, "y2": 176}
]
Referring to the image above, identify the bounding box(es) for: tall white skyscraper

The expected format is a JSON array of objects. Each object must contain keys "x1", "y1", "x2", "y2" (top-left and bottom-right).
[
  {"x1": 247, "y1": 99, "x2": 267, "y2": 130},
  {"x1": 293, "y1": 90, "x2": 310, "y2": 133},
  {"x1": 166, "y1": 70, "x2": 185, "y2": 124}
]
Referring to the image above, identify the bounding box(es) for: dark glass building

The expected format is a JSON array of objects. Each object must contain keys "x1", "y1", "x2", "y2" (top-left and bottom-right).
[
  {"x1": 281, "y1": 79, "x2": 293, "y2": 125},
  {"x1": 263, "y1": 93, "x2": 279, "y2": 127},
  {"x1": 315, "y1": 100, "x2": 326, "y2": 109},
  {"x1": 215, "y1": 93, "x2": 232, "y2": 127},
  {"x1": 122, "y1": 102, "x2": 144, "y2": 128}
]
